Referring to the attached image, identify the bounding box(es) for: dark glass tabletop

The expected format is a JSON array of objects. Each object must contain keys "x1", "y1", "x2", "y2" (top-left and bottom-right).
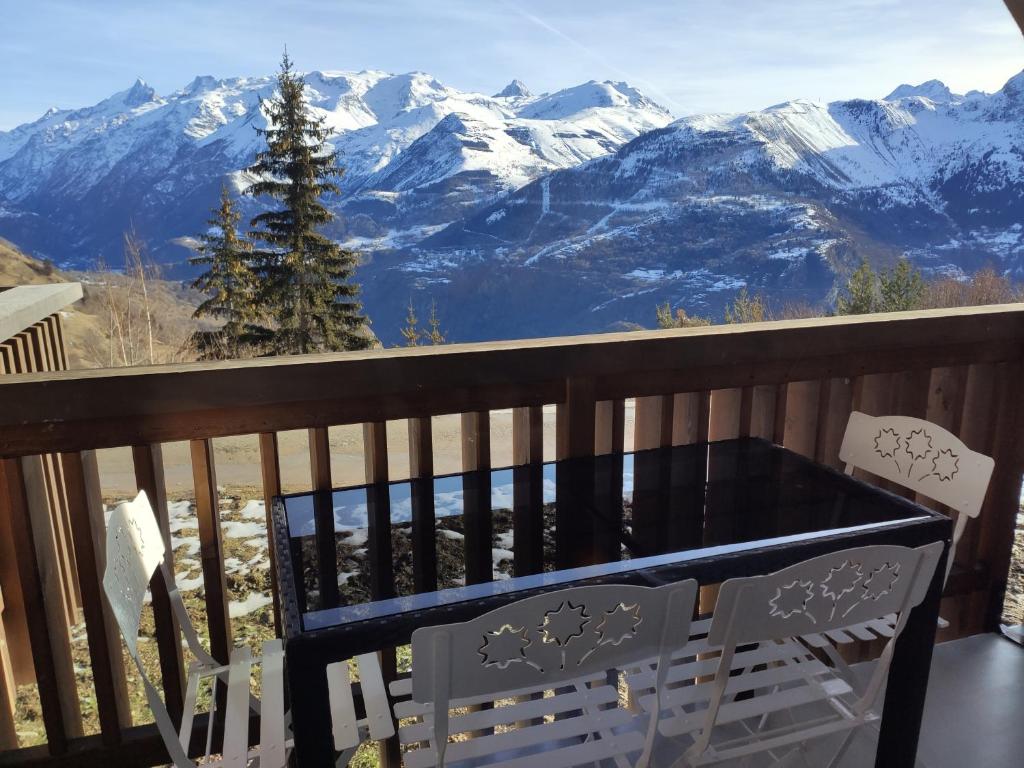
[{"x1": 274, "y1": 437, "x2": 933, "y2": 633}]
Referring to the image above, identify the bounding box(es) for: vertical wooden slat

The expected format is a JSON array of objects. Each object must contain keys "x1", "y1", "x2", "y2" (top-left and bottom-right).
[
  {"x1": 258, "y1": 433, "x2": 284, "y2": 636},
  {"x1": 408, "y1": 418, "x2": 437, "y2": 594},
  {"x1": 362, "y1": 421, "x2": 399, "y2": 768},
  {"x1": 708, "y1": 388, "x2": 742, "y2": 441},
  {"x1": 1, "y1": 456, "x2": 80, "y2": 752},
  {"x1": 780, "y1": 380, "x2": 820, "y2": 457},
  {"x1": 634, "y1": 395, "x2": 673, "y2": 450},
  {"x1": 461, "y1": 412, "x2": 492, "y2": 584},
  {"x1": 976, "y1": 361, "x2": 1024, "y2": 631},
  {"x1": 744, "y1": 385, "x2": 777, "y2": 440},
  {"x1": 308, "y1": 427, "x2": 332, "y2": 491},
  {"x1": 814, "y1": 378, "x2": 853, "y2": 469},
  {"x1": 512, "y1": 407, "x2": 545, "y2": 578},
  {"x1": 957, "y1": 364, "x2": 998, "y2": 633},
  {"x1": 190, "y1": 439, "x2": 231, "y2": 662},
  {"x1": 132, "y1": 444, "x2": 186, "y2": 724},
  {"x1": 594, "y1": 399, "x2": 625, "y2": 456},
  {"x1": 0, "y1": 585, "x2": 16, "y2": 750},
  {"x1": 563, "y1": 378, "x2": 597, "y2": 459},
  {"x1": 62, "y1": 450, "x2": 132, "y2": 740},
  {"x1": 671, "y1": 393, "x2": 703, "y2": 445}
]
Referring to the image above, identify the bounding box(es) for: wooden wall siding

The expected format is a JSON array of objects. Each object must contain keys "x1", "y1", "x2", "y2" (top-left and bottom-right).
[
  {"x1": 3, "y1": 304, "x2": 1024, "y2": 765},
  {"x1": 0, "y1": 585, "x2": 15, "y2": 751},
  {"x1": 0, "y1": 314, "x2": 79, "y2": 709}
]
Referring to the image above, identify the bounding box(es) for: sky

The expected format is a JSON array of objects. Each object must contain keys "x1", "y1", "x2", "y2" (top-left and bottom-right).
[{"x1": 0, "y1": 0, "x2": 1022, "y2": 130}]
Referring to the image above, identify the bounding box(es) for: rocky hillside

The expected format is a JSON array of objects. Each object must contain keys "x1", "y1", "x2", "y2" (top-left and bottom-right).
[{"x1": 0, "y1": 239, "x2": 204, "y2": 368}]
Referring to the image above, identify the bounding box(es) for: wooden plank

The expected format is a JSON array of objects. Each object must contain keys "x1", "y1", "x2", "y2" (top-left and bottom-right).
[
  {"x1": 745, "y1": 385, "x2": 777, "y2": 440},
  {"x1": 361, "y1": 422, "x2": 399, "y2": 768},
  {"x1": 1, "y1": 457, "x2": 80, "y2": 752},
  {"x1": 5, "y1": 305, "x2": 1024, "y2": 455},
  {"x1": 61, "y1": 451, "x2": 132, "y2": 741},
  {"x1": 308, "y1": 426, "x2": 332, "y2": 491},
  {"x1": 772, "y1": 383, "x2": 788, "y2": 444},
  {"x1": 634, "y1": 395, "x2": 673, "y2": 450},
  {"x1": 671, "y1": 393, "x2": 704, "y2": 445},
  {"x1": 814, "y1": 378, "x2": 853, "y2": 469},
  {"x1": 594, "y1": 399, "x2": 625, "y2": 456},
  {"x1": 131, "y1": 445, "x2": 186, "y2": 725},
  {"x1": 975, "y1": 361, "x2": 1024, "y2": 631},
  {"x1": 189, "y1": 440, "x2": 231, "y2": 662},
  {"x1": 780, "y1": 380, "x2": 820, "y2": 458},
  {"x1": 460, "y1": 412, "x2": 492, "y2": 585},
  {"x1": 562, "y1": 378, "x2": 596, "y2": 460},
  {"x1": 257, "y1": 433, "x2": 283, "y2": 636},
  {"x1": 0, "y1": 457, "x2": 32, "y2": 688},
  {"x1": 45, "y1": 316, "x2": 69, "y2": 372},
  {"x1": 512, "y1": 407, "x2": 545, "y2": 578},
  {"x1": 708, "y1": 388, "x2": 742, "y2": 441},
  {"x1": 407, "y1": 418, "x2": 436, "y2": 593},
  {"x1": 0, "y1": 585, "x2": 16, "y2": 750}
]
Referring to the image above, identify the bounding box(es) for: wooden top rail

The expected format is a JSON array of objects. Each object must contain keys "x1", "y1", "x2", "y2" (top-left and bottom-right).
[{"x1": 2, "y1": 304, "x2": 1024, "y2": 457}]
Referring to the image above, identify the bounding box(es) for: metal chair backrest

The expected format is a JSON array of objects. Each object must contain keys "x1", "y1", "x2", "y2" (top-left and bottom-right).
[
  {"x1": 102, "y1": 491, "x2": 218, "y2": 767},
  {"x1": 839, "y1": 411, "x2": 993, "y2": 520},
  {"x1": 690, "y1": 542, "x2": 944, "y2": 762},
  {"x1": 411, "y1": 580, "x2": 698, "y2": 767}
]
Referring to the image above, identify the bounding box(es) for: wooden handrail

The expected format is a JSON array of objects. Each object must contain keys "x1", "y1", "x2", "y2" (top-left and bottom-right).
[{"x1": 2, "y1": 304, "x2": 1024, "y2": 457}]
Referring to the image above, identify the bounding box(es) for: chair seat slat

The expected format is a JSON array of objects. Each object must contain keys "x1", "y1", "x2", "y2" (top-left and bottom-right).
[{"x1": 222, "y1": 645, "x2": 253, "y2": 768}]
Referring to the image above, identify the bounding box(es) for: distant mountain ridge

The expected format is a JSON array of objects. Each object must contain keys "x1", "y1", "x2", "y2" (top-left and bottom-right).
[
  {"x1": 1, "y1": 68, "x2": 1023, "y2": 344},
  {"x1": 0, "y1": 70, "x2": 671, "y2": 269}
]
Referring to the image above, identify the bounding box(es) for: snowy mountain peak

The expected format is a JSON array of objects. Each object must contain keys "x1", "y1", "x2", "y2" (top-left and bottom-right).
[
  {"x1": 517, "y1": 80, "x2": 669, "y2": 120},
  {"x1": 495, "y1": 80, "x2": 532, "y2": 99},
  {"x1": 884, "y1": 79, "x2": 961, "y2": 103},
  {"x1": 121, "y1": 78, "x2": 158, "y2": 107}
]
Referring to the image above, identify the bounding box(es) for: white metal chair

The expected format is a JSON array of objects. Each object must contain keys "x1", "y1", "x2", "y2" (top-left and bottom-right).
[
  {"x1": 839, "y1": 411, "x2": 993, "y2": 586},
  {"x1": 102, "y1": 491, "x2": 290, "y2": 767},
  {"x1": 330, "y1": 580, "x2": 698, "y2": 768},
  {"x1": 627, "y1": 543, "x2": 944, "y2": 767}
]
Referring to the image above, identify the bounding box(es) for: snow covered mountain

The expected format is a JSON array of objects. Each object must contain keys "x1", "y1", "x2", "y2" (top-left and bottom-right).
[
  {"x1": 0, "y1": 70, "x2": 671, "y2": 266},
  {"x1": 356, "y1": 70, "x2": 1024, "y2": 342},
  {"x1": 2, "y1": 68, "x2": 1023, "y2": 344}
]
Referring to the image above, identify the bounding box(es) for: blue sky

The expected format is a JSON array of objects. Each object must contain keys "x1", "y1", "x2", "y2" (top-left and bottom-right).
[{"x1": 1, "y1": 0, "x2": 1022, "y2": 129}]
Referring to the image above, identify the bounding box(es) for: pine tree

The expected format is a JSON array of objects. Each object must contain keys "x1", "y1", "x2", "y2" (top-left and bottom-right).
[
  {"x1": 190, "y1": 185, "x2": 255, "y2": 359},
  {"x1": 878, "y1": 259, "x2": 925, "y2": 312},
  {"x1": 400, "y1": 300, "x2": 420, "y2": 346},
  {"x1": 724, "y1": 288, "x2": 769, "y2": 324},
  {"x1": 426, "y1": 301, "x2": 447, "y2": 344},
  {"x1": 836, "y1": 260, "x2": 880, "y2": 315},
  {"x1": 246, "y1": 51, "x2": 371, "y2": 354}
]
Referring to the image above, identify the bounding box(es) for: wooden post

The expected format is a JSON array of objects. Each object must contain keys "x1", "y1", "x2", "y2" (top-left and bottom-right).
[
  {"x1": 408, "y1": 418, "x2": 437, "y2": 593},
  {"x1": 258, "y1": 433, "x2": 284, "y2": 636},
  {"x1": 308, "y1": 426, "x2": 332, "y2": 492},
  {"x1": 132, "y1": 444, "x2": 186, "y2": 725},
  {"x1": 190, "y1": 440, "x2": 231, "y2": 661},
  {"x1": 363, "y1": 421, "x2": 399, "y2": 768}
]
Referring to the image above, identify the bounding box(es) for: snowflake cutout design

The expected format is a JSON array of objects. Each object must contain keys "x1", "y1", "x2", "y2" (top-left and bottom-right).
[
  {"x1": 874, "y1": 429, "x2": 901, "y2": 459},
  {"x1": 904, "y1": 429, "x2": 933, "y2": 461},
  {"x1": 821, "y1": 561, "x2": 863, "y2": 603},
  {"x1": 769, "y1": 580, "x2": 816, "y2": 623},
  {"x1": 595, "y1": 603, "x2": 642, "y2": 647},
  {"x1": 540, "y1": 601, "x2": 590, "y2": 647},
  {"x1": 862, "y1": 563, "x2": 901, "y2": 602},
  {"x1": 929, "y1": 448, "x2": 960, "y2": 482},
  {"x1": 479, "y1": 625, "x2": 531, "y2": 669}
]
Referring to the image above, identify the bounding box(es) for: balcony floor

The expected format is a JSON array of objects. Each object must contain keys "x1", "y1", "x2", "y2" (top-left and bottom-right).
[
  {"x1": 803, "y1": 633, "x2": 1022, "y2": 767},
  {"x1": 650, "y1": 633, "x2": 1023, "y2": 767}
]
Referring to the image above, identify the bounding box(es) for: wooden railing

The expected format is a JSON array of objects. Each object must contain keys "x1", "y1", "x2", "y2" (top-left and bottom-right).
[{"x1": 1, "y1": 304, "x2": 1024, "y2": 766}]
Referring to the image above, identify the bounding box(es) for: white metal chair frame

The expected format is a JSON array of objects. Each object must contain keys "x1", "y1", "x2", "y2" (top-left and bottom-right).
[
  {"x1": 628, "y1": 543, "x2": 943, "y2": 768},
  {"x1": 102, "y1": 491, "x2": 290, "y2": 767},
  {"x1": 331, "y1": 580, "x2": 698, "y2": 768},
  {"x1": 839, "y1": 411, "x2": 994, "y2": 586}
]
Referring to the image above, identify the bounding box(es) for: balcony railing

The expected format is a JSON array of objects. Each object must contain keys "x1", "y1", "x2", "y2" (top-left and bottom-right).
[{"x1": 1, "y1": 303, "x2": 1023, "y2": 766}]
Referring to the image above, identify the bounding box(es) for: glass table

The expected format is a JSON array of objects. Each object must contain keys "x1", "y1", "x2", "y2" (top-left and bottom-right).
[{"x1": 271, "y1": 437, "x2": 951, "y2": 767}]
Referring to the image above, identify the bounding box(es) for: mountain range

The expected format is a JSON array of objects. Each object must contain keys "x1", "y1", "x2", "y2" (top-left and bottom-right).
[{"x1": 1, "y1": 68, "x2": 1022, "y2": 343}]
